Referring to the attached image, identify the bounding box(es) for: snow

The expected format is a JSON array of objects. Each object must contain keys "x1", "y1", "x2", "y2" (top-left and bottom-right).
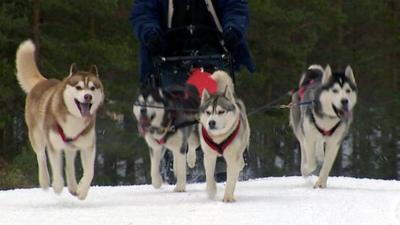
[{"x1": 1, "y1": 176, "x2": 400, "y2": 225}]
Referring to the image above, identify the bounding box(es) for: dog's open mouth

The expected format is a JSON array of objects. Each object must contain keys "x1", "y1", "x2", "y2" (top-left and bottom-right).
[
  {"x1": 75, "y1": 99, "x2": 92, "y2": 117},
  {"x1": 333, "y1": 104, "x2": 351, "y2": 119},
  {"x1": 137, "y1": 114, "x2": 155, "y2": 136}
]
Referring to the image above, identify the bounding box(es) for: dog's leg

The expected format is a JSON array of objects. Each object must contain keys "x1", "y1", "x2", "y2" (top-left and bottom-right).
[
  {"x1": 173, "y1": 149, "x2": 187, "y2": 192},
  {"x1": 29, "y1": 130, "x2": 50, "y2": 190},
  {"x1": 150, "y1": 147, "x2": 163, "y2": 189},
  {"x1": 223, "y1": 152, "x2": 242, "y2": 202},
  {"x1": 203, "y1": 152, "x2": 217, "y2": 199},
  {"x1": 76, "y1": 146, "x2": 96, "y2": 200},
  {"x1": 301, "y1": 138, "x2": 317, "y2": 177},
  {"x1": 314, "y1": 141, "x2": 340, "y2": 188},
  {"x1": 299, "y1": 140, "x2": 308, "y2": 176},
  {"x1": 187, "y1": 129, "x2": 199, "y2": 169},
  {"x1": 65, "y1": 150, "x2": 78, "y2": 196},
  {"x1": 47, "y1": 148, "x2": 64, "y2": 194}
]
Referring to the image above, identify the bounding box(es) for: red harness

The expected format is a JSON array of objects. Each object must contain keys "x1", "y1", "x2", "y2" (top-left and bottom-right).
[
  {"x1": 201, "y1": 120, "x2": 241, "y2": 155},
  {"x1": 310, "y1": 113, "x2": 342, "y2": 137},
  {"x1": 298, "y1": 79, "x2": 315, "y2": 101},
  {"x1": 56, "y1": 124, "x2": 83, "y2": 143},
  {"x1": 155, "y1": 137, "x2": 166, "y2": 145}
]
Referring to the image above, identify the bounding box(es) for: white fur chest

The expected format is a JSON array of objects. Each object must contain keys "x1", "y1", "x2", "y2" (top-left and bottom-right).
[{"x1": 48, "y1": 115, "x2": 94, "y2": 150}]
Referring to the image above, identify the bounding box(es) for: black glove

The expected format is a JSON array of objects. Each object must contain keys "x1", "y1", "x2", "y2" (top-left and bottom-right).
[
  {"x1": 144, "y1": 32, "x2": 161, "y2": 56},
  {"x1": 223, "y1": 27, "x2": 241, "y2": 51}
]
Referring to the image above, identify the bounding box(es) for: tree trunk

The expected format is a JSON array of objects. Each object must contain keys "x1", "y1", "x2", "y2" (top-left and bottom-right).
[
  {"x1": 337, "y1": 0, "x2": 344, "y2": 67},
  {"x1": 391, "y1": 1, "x2": 400, "y2": 91},
  {"x1": 90, "y1": 13, "x2": 96, "y2": 38},
  {"x1": 32, "y1": 0, "x2": 40, "y2": 57}
]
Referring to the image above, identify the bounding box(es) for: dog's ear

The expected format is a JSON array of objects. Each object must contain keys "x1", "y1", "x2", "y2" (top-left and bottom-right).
[
  {"x1": 89, "y1": 65, "x2": 99, "y2": 77},
  {"x1": 201, "y1": 89, "x2": 210, "y2": 104},
  {"x1": 345, "y1": 65, "x2": 356, "y2": 84},
  {"x1": 69, "y1": 63, "x2": 78, "y2": 77},
  {"x1": 322, "y1": 65, "x2": 332, "y2": 85},
  {"x1": 224, "y1": 86, "x2": 234, "y2": 102}
]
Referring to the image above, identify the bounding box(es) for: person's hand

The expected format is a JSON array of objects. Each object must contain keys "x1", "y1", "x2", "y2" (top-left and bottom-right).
[
  {"x1": 144, "y1": 32, "x2": 161, "y2": 56},
  {"x1": 223, "y1": 27, "x2": 241, "y2": 51}
]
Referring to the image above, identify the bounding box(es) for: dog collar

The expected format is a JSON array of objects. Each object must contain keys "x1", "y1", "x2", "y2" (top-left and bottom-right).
[
  {"x1": 56, "y1": 124, "x2": 83, "y2": 143},
  {"x1": 310, "y1": 113, "x2": 341, "y2": 137},
  {"x1": 201, "y1": 119, "x2": 241, "y2": 155}
]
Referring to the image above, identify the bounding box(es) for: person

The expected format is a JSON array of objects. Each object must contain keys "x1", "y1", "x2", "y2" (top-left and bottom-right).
[{"x1": 130, "y1": 0, "x2": 255, "y2": 87}]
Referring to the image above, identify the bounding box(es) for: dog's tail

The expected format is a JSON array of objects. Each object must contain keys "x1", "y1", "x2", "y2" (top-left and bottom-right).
[
  {"x1": 15, "y1": 40, "x2": 46, "y2": 93},
  {"x1": 299, "y1": 64, "x2": 323, "y2": 87},
  {"x1": 211, "y1": 70, "x2": 234, "y2": 94}
]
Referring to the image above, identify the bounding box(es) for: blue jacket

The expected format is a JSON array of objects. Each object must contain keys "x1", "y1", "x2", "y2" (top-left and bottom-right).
[{"x1": 130, "y1": 0, "x2": 255, "y2": 84}]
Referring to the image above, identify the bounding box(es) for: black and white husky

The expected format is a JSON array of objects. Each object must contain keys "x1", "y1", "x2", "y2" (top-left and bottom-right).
[
  {"x1": 133, "y1": 85, "x2": 199, "y2": 192},
  {"x1": 199, "y1": 71, "x2": 250, "y2": 202},
  {"x1": 290, "y1": 65, "x2": 357, "y2": 188}
]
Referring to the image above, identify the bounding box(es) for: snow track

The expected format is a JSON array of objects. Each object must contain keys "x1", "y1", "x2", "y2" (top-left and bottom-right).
[{"x1": 1, "y1": 176, "x2": 399, "y2": 225}]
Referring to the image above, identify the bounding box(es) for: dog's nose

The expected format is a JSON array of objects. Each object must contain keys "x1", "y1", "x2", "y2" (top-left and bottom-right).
[
  {"x1": 84, "y1": 94, "x2": 92, "y2": 102},
  {"x1": 208, "y1": 120, "x2": 216, "y2": 129},
  {"x1": 341, "y1": 99, "x2": 349, "y2": 106},
  {"x1": 140, "y1": 108, "x2": 147, "y2": 115}
]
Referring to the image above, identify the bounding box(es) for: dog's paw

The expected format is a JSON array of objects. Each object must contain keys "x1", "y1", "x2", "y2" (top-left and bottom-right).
[
  {"x1": 40, "y1": 180, "x2": 50, "y2": 191},
  {"x1": 313, "y1": 179, "x2": 327, "y2": 189},
  {"x1": 68, "y1": 185, "x2": 78, "y2": 196},
  {"x1": 151, "y1": 175, "x2": 162, "y2": 189},
  {"x1": 173, "y1": 184, "x2": 186, "y2": 192},
  {"x1": 206, "y1": 182, "x2": 217, "y2": 199},
  {"x1": 301, "y1": 163, "x2": 317, "y2": 177},
  {"x1": 187, "y1": 150, "x2": 196, "y2": 168},
  {"x1": 52, "y1": 180, "x2": 64, "y2": 194},
  {"x1": 222, "y1": 194, "x2": 236, "y2": 203},
  {"x1": 76, "y1": 184, "x2": 90, "y2": 200},
  {"x1": 39, "y1": 174, "x2": 50, "y2": 190}
]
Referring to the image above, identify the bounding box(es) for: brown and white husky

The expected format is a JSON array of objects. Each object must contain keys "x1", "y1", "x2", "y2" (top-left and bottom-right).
[{"x1": 15, "y1": 40, "x2": 104, "y2": 200}]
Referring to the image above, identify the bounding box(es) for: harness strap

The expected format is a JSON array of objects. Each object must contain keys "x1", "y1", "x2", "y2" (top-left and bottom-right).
[
  {"x1": 171, "y1": 120, "x2": 199, "y2": 131},
  {"x1": 168, "y1": 0, "x2": 174, "y2": 28},
  {"x1": 151, "y1": 120, "x2": 198, "y2": 146},
  {"x1": 204, "y1": 0, "x2": 223, "y2": 32},
  {"x1": 56, "y1": 124, "x2": 82, "y2": 143},
  {"x1": 310, "y1": 113, "x2": 342, "y2": 137},
  {"x1": 298, "y1": 79, "x2": 315, "y2": 101},
  {"x1": 201, "y1": 119, "x2": 241, "y2": 154}
]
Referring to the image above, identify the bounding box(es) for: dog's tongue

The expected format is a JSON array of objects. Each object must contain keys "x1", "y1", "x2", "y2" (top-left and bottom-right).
[
  {"x1": 339, "y1": 105, "x2": 352, "y2": 118},
  {"x1": 80, "y1": 103, "x2": 91, "y2": 117},
  {"x1": 137, "y1": 124, "x2": 146, "y2": 136},
  {"x1": 343, "y1": 109, "x2": 352, "y2": 118},
  {"x1": 138, "y1": 117, "x2": 151, "y2": 136}
]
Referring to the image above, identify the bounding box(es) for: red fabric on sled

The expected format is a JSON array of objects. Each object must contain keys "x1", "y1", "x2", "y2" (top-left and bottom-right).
[{"x1": 186, "y1": 68, "x2": 217, "y2": 96}]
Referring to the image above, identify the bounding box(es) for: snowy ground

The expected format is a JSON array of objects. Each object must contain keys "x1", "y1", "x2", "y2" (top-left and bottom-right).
[{"x1": 1, "y1": 176, "x2": 399, "y2": 225}]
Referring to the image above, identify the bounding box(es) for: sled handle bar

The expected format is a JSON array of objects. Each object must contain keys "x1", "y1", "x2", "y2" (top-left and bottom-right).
[{"x1": 157, "y1": 54, "x2": 228, "y2": 63}]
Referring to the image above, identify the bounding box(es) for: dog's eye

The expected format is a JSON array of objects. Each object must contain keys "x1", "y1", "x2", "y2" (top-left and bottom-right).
[
  {"x1": 217, "y1": 110, "x2": 225, "y2": 115},
  {"x1": 90, "y1": 86, "x2": 96, "y2": 91},
  {"x1": 76, "y1": 86, "x2": 82, "y2": 90},
  {"x1": 345, "y1": 89, "x2": 351, "y2": 93},
  {"x1": 332, "y1": 89, "x2": 339, "y2": 94},
  {"x1": 206, "y1": 111, "x2": 211, "y2": 115}
]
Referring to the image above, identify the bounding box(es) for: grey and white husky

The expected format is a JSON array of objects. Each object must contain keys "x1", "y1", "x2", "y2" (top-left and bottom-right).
[
  {"x1": 199, "y1": 71, "x2": 250, "y2": 202},
  {"x1": 133, "y1": 85, "x2": 199, "y2": 192},
  {"x1": 15, "y1": 40, "x2": 104, "y2": 200},
  {"x1": 290, "y1": 65, "x2": 357, "y2": 188}
]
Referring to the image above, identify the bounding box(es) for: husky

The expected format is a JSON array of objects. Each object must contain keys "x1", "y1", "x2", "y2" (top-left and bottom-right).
[
  {"x1": 290, "y1": 64, "x2": 357, "y2": 188},
  {"x1": 199, "y1": 71, "x2": 250, "y2": 202},
  {"x1": 15, "y1": 40, "x2": 104, "y2": 200},
  {"x1": 133, "y1": 85, "x2": 199, "y2": 192}
]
